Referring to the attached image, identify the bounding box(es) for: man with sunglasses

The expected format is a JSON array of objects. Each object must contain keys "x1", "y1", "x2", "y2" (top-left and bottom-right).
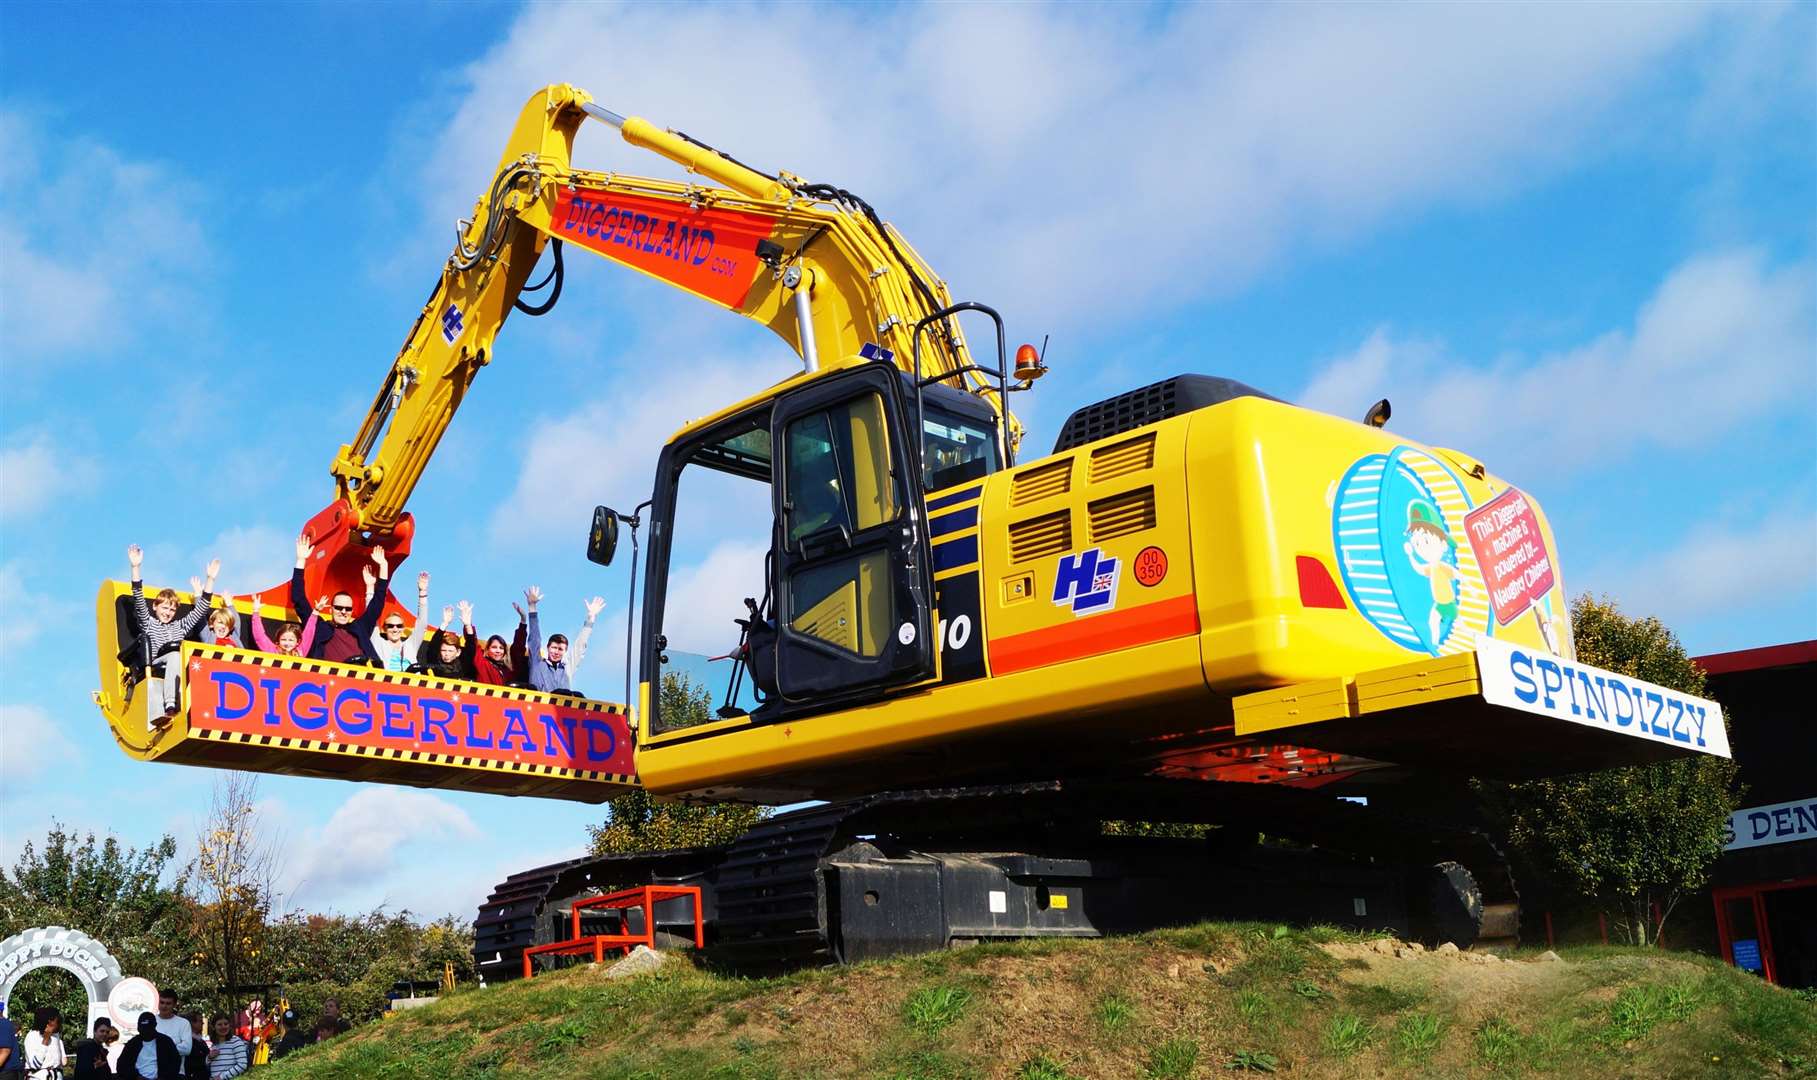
[
  {"x1": 289, "y1": 535, "x2": 391, "y2": 664},
  {"x1": 371, "y1": 570, "x2": 432, "y2": 671}
]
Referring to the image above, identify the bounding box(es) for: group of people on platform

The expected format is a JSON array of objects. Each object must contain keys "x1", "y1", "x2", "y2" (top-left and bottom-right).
[
  {"x1": 124, "y1": 536, "x2": 604, "y2": 727},
  {"x1": 0, "y1": 990, "x2": 346, "y2": 1078}
]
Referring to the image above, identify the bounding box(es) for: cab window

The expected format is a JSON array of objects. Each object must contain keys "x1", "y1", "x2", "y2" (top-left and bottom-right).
[
  {"x1": 921, "y1": 404, "x2": 996, "y2": 492},
  {"x1": 783, "y1": 393, "x2": 896, "y2": 547},
  {"x1": 781, "y1": 392, "x2": 899, "y2": 659}
]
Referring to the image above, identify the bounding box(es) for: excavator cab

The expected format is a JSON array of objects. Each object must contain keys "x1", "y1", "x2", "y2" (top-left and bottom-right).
[{"x1": 639, "y1": 362, "x2": 968, "y2": 737}]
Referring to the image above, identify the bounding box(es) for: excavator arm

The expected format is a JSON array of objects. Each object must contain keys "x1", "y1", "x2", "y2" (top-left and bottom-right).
[{"x1": 291, "y1": 83, "x2": 1020, "y2": 612}]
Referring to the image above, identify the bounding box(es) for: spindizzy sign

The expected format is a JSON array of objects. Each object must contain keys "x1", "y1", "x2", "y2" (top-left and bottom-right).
[
  {"x1": 1475, "y1": 636, "x2": 1732, "y2": 759},
  {"x1": 189, "y1": 655, "x2": 634, "y2": 775}
]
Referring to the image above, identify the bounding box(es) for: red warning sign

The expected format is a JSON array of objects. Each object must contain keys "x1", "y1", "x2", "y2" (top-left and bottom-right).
[
  {"x1": 1133, "y1": 546, "x2": 1168, "y2": 587},
  {"x1": 1464, "y1": 489, "x2": 1555, "y2": 626}
]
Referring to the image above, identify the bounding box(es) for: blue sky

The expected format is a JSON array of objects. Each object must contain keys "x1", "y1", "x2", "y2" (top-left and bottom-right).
[{"x1": 2, "y1": 2, "x2": 1812, "y2": 922}]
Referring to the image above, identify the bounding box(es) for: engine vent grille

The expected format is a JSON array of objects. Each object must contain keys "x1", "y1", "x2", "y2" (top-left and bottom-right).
[
  {"x1": 1010, "y1": 459, "x2": 1073, "y2": 506},
  {"x1": 1088, "y1": 433, "x2": 1156, "y2": 484},
  {"x1": 1009, "y1": 510, "x2": 1072, "y2": 563},
  {"x1": 1089, "y1": 487, "x2": 1157, "y2": 543},
  {"x1": 1053, "y1": 374, "x2": 1281, "y2": 453}
]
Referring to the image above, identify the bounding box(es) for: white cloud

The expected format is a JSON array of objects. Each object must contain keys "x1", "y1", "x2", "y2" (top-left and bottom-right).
[
  {"x1": 486, "y1": 352, "x2": 791, "y2": 549},
  {"x1": 396, "y1": 2, "x2": 1750, "y2": 330},
  {"x1": 0, "y1": 560, "x2": 80, "y2": 652},
  {"x1": 0, "y1": 434, "x2": 98, "y2": 519},
  {"x1": 0, "y1": 109, "x2": 210, "y2": 360},
  {"x1": 1299, "y1": 249, "x2": 1817, "y2": 476},
  {"x1": 194, "y1": 524, "x2": 296, "y2": 600},
  {"x1": 659, "y1": 540, "x2": 772, "y2": 658},
  {"x1": 0, "y1": 703, "x2": 76, "y2": 792},
  {"x1": 1589, "y1": 509, "x2": 1817, "y2": 627},
  {"x1": 280, "y1": 787, "x2": 480, "y2": 910}
]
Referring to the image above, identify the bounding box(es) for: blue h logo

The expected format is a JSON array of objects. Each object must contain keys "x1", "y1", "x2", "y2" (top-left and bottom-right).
[
  {"x1": 1052, "y1": 547, "x2": 1119, "y2": 615},
  {"x1": 441, "y1": 303, "x2": 464, "y2": 344}
]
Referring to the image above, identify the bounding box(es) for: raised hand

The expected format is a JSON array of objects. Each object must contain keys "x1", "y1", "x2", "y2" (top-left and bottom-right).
[
  {"x1": 416, "y1": 571, "x2": 430, "y2": 596},
  {"x1": 127, "y1": 544, "x2": 144, "y2": 569},
  {"x1": 295, "y1": 534, "x2": 313, "y2": 562},
  {"x1": 372, "y1": 546, "x2": 390, "y2": 574},
  {"x1": 205, "y1": 557, "x2": 221, "y2": 583},
  {"x1": 584, "y1": 596, "x2": 606, "y2": 621},
  {"x1": 512, "y1": 601, "x2": 526, "y2": 621},
  {"x1": 190, "y1": 577, "x2": 203, "y2": 596},
  {"x1": 362, "y1": 564, "x2": 377, "y2": 589},
  {"x1": 441, "y1": 605, "x2": 455, "y2": 627},
  {"x1": 457, "y1": 600, "x2": 473, "y2": 625},
  {"x1": 525, "y1": 586, "x2": 543, "y2": 610},
  {"x1": 314, "y1": 596, "x2": 332, "y2": 616}
]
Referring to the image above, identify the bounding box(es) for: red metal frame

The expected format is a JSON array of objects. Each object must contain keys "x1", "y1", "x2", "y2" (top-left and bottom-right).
[
  {"x1": 1712, "y1": 875, "x2": 1817, "y2": 986},
  {"x1": 522, "y1": 884, "x2": 704, "y2": 978}
]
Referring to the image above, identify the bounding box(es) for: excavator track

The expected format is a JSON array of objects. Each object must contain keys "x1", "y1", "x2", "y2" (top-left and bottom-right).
[{"x1": 477, "y1": 778, "x2": 1519, "y2": 976}]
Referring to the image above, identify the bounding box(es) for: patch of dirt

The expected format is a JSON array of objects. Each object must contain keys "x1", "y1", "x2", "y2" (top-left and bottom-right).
[{"x1": 1319, "y1": 939, "x2": 1578, "y2": 1025}]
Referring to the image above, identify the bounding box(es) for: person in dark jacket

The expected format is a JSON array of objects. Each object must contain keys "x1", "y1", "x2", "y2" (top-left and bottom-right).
[
  {"x1": 118, "y1": 1013, "x2": 180, "y2": 1080},
  {"x1": 269, "y1": 1011, "x2": 308, "y2": 1060},
  {"x1": 416, "y1": 602, "x2": 476, "y2": 679},
  {"x1": 289, "y1": 535, "x2": 389, "y2": 664},
  {"x1": 181, "y1": 1014, "x2": 207, "y2": 1080},
  {"x1": 74, "y1": 1018, "x2": 114, "y2": 1078}
]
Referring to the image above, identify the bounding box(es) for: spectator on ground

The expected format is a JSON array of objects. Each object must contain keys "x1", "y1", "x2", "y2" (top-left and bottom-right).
[
  {"x1": 312, "y1": 1019, "x2": 338, "y2": 1046},
  {"x1": 0, "y1": 997, "x2": 20, "y2": 1075},
  {"x1": 75, "y1": 1018, "x2": 114, "y2": 1078},
  {"x1": 20, "y1": 1008, "x2": 62, "y2": 1080},
  {"x1": 318, "y1": 999, "x2": 347, "y2": 1036},
  {"x1": 118, "y1": 1013, "x2": 179, "y2": 1080},
  {"x1": 372, "y1": 571, "x2": 432, "y2": 671},
  {"x1": 101, "y1": 1017, "x2": 122, "y2": 1073},
  {"x1": 290, "y1": 536, "x2": 389, "y2": 665},
  {"x1": 182, "y1": 1015, "x2": 206, "y2": 1080},
  {"x1": 270, "y1": 1011, "x2": 307, "y2": 1060},
  {"x1": 203, "y1": 1018, "x2": 245, "y2": 1080},
  {"x1": 152, "y1": 992, "x2": 190, "y2": 1060},
  {"x1": 524, "y1": 587, "x2": 604, "y2": 695},
  {"x1": 127, "y1": 545, "x2": 221, "y2": 725}
]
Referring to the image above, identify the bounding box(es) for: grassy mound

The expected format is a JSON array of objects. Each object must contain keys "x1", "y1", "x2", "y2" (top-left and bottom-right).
[{"x1": 266, "y1": 923, "x2": 1816, "y2": 1078}]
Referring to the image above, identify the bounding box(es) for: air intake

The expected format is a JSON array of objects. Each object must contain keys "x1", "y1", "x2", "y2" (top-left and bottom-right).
[
  {"x1": 1008, "y1": 510, "x2": 1072, "y2": 563},
  {"x1": 1088, "y1": 433, "x2": 1156, "y2": 484},
  {"x1": 1010, "y1": 459, "x2": 1073, "y2": 506},
  {"x1": 1088, "y1": 487, "x2": 1157, "y2": 543},
  {"x1": 1054, "y1": 375, "x2": 1281, "y2": 453}
]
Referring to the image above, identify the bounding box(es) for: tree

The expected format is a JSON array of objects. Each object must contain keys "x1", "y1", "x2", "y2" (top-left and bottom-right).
[
  {"x1": 587, "y1": 673, "x2": 769, "y2": 856},
  {"x1": 258, "y1": 909, "x2": 476, "y2": 1023},
  {"x1": 1480, "y1": 595, "x2": 1742, "y2": 946},
  {"x1": 189, "y1": 773, "x2": 280, "y2": 1010},
  {"x1": 0, "y1": 825, "x2": 200, "y2": 1033}
]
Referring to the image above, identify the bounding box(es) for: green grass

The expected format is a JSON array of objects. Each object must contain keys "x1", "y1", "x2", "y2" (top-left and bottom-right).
[
  {"x1": 1144, "y1": 1037, "x2": 1199, "y2": 1079},
  {"x1": 902, "y1": 985, "x2": 973, "y2": 1033},
  {"x1": 1324, "y1": 1014, "x2": 1375, "y2": 1057},
  {"x1": 1095, "y1": 992, "x2": 1134, "y2": 1035},
  {"x1": 1017, "y1": 1054, "x2": 1074, "y2": 1080},
  {"x1": 260, "y1": 921, "x2": 1817, "y2": 1080},
  {"x1": 1393, "y1": 1012, "x2": 1444, "y2": 1061},
  {"x1": 1474, "y1": 1016, "x2": 1523, "y2": 1067}
]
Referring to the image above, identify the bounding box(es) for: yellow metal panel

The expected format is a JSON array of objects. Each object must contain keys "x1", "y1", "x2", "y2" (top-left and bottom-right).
[
  {"x1": 1354, "y1": 652, "x2": 1482, "y2": 714},
  {"x1": 1232, "y1": 677, "x2": 1353, "y2": 737}
]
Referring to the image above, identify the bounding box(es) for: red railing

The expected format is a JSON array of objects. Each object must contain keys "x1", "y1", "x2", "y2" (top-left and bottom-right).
[{"x1": 522, "y1": 884, "x2": 705, "y2": 978}]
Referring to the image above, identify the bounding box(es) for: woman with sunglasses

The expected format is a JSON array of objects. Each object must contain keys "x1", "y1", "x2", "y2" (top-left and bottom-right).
[{"x1": 371, "y1": 570, "x2": 432, "y2": 671}]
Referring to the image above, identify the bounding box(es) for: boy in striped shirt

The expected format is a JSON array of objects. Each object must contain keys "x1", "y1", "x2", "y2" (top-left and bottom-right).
[{"x1": 127, "y1": 544, "x2": 221, "y2": 726}]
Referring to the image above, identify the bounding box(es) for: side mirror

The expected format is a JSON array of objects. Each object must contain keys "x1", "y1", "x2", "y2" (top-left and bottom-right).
[{"x1": 587, "y1": 506, "x2": 620, "y2": 567}]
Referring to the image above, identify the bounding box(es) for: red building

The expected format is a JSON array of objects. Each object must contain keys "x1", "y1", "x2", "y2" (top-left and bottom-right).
[{"x1": 1699, "y1": 640, "x2": 1817, "y2": 988}]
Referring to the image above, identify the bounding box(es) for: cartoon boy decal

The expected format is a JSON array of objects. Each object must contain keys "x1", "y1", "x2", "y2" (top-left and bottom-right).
[{"x1": 1403, "y1": 499, "x2": 1461, "y2": 648}]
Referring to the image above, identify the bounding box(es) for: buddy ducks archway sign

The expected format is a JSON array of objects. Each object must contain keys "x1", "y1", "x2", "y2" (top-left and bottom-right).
[{"x1": 0, "y1": 926, "x2": 146, "y2": 1033}]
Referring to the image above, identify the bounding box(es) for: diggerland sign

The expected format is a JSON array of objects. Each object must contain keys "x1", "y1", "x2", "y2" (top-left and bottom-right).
[{"x1": 188, "y1": 654, "x2": 635, "y2": 775}]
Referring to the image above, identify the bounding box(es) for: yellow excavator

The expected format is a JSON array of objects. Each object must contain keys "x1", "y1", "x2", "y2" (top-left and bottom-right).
[{"x1": 95, "y1": 84, "x2": 1730, "y2": 973}]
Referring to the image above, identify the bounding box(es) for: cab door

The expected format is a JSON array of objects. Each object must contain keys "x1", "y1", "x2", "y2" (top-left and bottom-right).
[{"x1": 770, "y1": 364, "x2": 934, "y2": 703}]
